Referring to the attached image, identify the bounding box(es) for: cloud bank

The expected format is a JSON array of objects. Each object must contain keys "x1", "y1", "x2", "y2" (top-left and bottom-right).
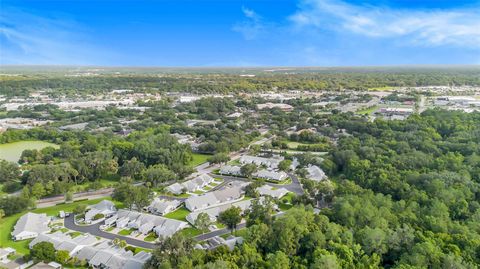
[{"x1": 289, "y1": 0, "x2": 480, "y2": 48}]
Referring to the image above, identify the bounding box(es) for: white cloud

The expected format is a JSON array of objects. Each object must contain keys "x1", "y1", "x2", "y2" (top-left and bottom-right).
[
  {"x1": 0, "y1": 8, "x2": 114, "y2": 65},
  {"x1": 232, "y1": 6, "x2": 265, "y2": 40},
  {"x1": 289, "y1": 0, "x2": 480, "y2": 48}
]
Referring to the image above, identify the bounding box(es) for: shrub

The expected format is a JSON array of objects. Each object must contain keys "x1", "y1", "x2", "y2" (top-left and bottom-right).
[{"x1": 93, "y1": 213, "x2": 105, "y2": 220}]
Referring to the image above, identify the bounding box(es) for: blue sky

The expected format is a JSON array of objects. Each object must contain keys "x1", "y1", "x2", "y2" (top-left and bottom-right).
[{"x1": 1, "y1": 0, "x2": 479, "y2": 66}]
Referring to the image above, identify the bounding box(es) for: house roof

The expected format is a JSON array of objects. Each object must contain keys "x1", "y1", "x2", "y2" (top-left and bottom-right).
[
  {"x1": 306, "y1": 165, "x2": 326, "y2": 181},
  {"x1": 254, "y1": 169, "x2": 288, "y2": 181},
  {"x1": 256, "y1": 185, "x2": 289, "y2": 199},
  {"x1": 12, "y1": 212, "x2": 50, "y2": 237}
]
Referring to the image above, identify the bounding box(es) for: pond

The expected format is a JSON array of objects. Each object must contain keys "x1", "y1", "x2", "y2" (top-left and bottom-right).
[{"x1": 0, "y1": 141, "x2": 59, "y2": 163}]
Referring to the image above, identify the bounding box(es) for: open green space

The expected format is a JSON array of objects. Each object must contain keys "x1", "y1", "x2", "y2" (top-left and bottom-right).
[
  {"x1": 179, "y1": 227, "x2": 202, "y2": 238},
  {"x1": 144, "y1": 232, "x2": 157, "y2": 242},
  {"x1": 189, "y1": 153, "x2": 211, "y2": 166},
  {"x1": 118, "y1": 229, "x2": 132, "y2": 235},
  {"x1": 0, "y1": 197, "x2": 120, "y2": 255},
  {"x1": 0, "y1": 140, "x2": 59, "y2": 163},
  {"x1": 357, "y1": 105, "x2": 379, "y2": 115},
  {"x1": 164, "y1": 207, "x2": 190, "y2": 221},
  {"x1": 367, "y1": 86, "x2": 395, "y2": 91}
]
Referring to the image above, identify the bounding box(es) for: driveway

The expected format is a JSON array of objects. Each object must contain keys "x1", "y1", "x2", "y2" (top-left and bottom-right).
[{"x1": 64, "y1": 215, "x2": 156, "y2": 249}]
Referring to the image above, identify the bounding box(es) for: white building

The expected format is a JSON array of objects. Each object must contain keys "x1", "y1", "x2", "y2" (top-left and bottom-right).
[
  {"x1": 186, "y1": 199, "x2": 252, "y2": 225},
  {"x1": 85, "y1": 200, "x2": 117, "y2": 222},
  {"x1": 254, "y1": 169, "x2": 288, "y2": 182},
  {"x1": 11, "y1": 213, "x2": 51, "y2": 241},
  {"x1": 256, "y1": 185, "x2": 289, "y2": 199},
  {"x1": 165, "y1": 173, "x2": 214, "y2": 194},
  {"x1": 105, "y1": 209, "x2": 188, "y2": 237},
  {"x1": 30, "y1": 231, "x2": 101, "y2": 256},
  {"x1": 185, "y1": 184, "x2": 244, "y2": 212},
  {"x1": 219, "y1": 165, "x2": 242, "y2": 176},
  {"x1": 306, "y1": 165, "x2": 327, "y2": 182},
  {"x1": 147, "y1": 198, "x2": 181, "y2": 215},
  {"x1": 239, "y1": 155, "x2": 283, "y2": 169}
]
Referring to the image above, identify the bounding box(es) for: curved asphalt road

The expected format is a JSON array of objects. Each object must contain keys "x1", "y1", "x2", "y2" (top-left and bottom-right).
[{"x1": 64, "y1": 215, "x2": 156, "y2": 249}]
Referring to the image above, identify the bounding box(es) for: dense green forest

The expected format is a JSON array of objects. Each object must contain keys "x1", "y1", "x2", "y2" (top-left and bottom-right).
[
  {"x1": 145, "y1": 110, "x2": 480, "y2": 269},
  {"x1": 1, "y1": 66, "x2": 480, "y2": 96}
]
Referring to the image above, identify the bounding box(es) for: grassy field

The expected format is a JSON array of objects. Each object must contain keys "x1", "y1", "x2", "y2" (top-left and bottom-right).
[
  {"x1": 0, "y1": 197, "x2": 119, "y2": 255},
  {"x1": 189, "y1": 153, "x2": 211, "y2": 166},
  {"x1": 357, "y1": 105, "x2": 379, "y2": 115},
  {"x1": 179, "y1": 227, "x2": 202, "y2": 237},
  {"x1": 144, "y1": 232, "x2": 157, "y2": 242},
  {"x1": 164, "y1": 207, "x2": 190, "y2": 221},
  {"x1": 278, "y1": 193, "x2": 295, "y2": 211},
  {"x1": 368, "y1": 86, "x2": 395, "y2": 91}
]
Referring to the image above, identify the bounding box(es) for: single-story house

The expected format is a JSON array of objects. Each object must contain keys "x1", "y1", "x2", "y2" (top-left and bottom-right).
[
  {"x1": 239, "y1": 155, "x2": 283, "y2": 169},
  {"x1": 256, "y1": 185, "x2": 289, "y2": 199},
  {"x1": 11, "y1": 212, "x2": 51, "y2": 241},
  {"x1": 184, "y1": 184, "x2": 244, "y2": 212},
  {"x1": 186, "y1": 199, "x2": 252, "y2": 225},
  {"x1": 147, "y1": 198, "x2": 181, "y2": 215},
  {"x1": 0, "y1": 258, "x2": 33, "y2": 269},
  {"x1": 105, "y1": 209, "x2": 188, "y2": 237},
  {"x1": 306, "y1": 165, "x2": 326, "y2": 182},
  {"x1": 254, "y1": 169, "x2": 288, "y2": 182},
  {"x1": 85, "y1": 200, "x2": 117, "y2": 222},
  {"x1": 219, "y1": 165, "x2": 242, "y2": 176},
  {"x1": 195, "y1": 235, "x2": 243, "y2": 251},
  {"x1": 165, "y1": 183, "x2": 184, "y2": 195},
  {"x1": 29, "y1": 231, "x2": 102, "y2": 256},
  {"x1": 0, "y1": 247, "x2": 15, "y2": 262},
  {"x1": 182, "y1": 174, "x2": 215, "y2": 192}
]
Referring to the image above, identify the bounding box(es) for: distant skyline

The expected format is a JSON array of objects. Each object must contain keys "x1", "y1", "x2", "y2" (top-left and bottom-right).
[{"x1": 1, "y1": 0, "x2": 480, "y2": 66}]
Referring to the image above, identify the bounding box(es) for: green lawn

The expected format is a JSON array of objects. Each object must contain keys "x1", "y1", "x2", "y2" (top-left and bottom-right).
[
  {"x1": 105, "y1": 227, "x2": 114, "y2": 232},
  {"x1": 68, "y1": 231, "x2": 83, "y2": 238},
  {"x1": 119, "y1": 229, "x2": 132, "y2": 236},
  {"x1": 193, "y1": 190, "x2": 203, "y2": 195},
  {"x1": 368, "y1": 86, "x2": 395, "y2": 91},
  {"x1": 0, "y1": 197, "x2": 120, "y2": 255},
  {"x1": 278, "y1": 193, "x2": 296, "y2": 211},
  {"x1": 144, "y1": 232, "x2": 157, "y2": 242},
  {"x1": 179, "y1": 227, "x2": 202, "y2": 238},
  {"x1": 164, "y1": 207, "x2": 190, "y2": 221},
  {"x1": 357, "y1": 105, "x2": 379, "y2": 115},
  {"x1": 190, "y1": 153, "x2": 211, "y2": 166}
]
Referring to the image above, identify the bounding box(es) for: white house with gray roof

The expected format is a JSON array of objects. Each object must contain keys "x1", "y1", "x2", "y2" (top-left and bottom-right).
[
  {"x1": 147, "y1": 198, "x2": 181, "y2": 215},
  {"x1": 105, "y1": 209, "x2": 188, "y2": 237},
  {"x1": 165, "y1": 173, "x2": 214, "y2": 194},
  {"x1": 11, "y1": 212, "x2": 51, "y2": 241},
  {"x1": 184, "y1": 184, "x2": 244, "y2": 212},
  {"x1": 29, "y1": 231, "x2": 102, "y2": 256},
  {"x1": 256, "y1": 185, "x2": 289, "y2": 199},
  {"x1": 254, "y1": 169, "x2": 288, "y2": 182},
  {"x1": 239, "y1": 155, "x2": 283, "y2": 169},
  {"x1": 219, "y1": 165, "x2": 242, "y2": 176},
  {"x1": 186, "y1": 199, "x2": 252, "y2": 225},
  {"x1": 306, "y1": 165, "x2": 327, "y2": 181},
  {"x1": 85, "y1": 200, "x2": 117, "y2": 222}
]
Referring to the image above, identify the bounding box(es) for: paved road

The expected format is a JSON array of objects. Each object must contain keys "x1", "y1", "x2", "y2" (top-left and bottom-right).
[
  {"x1": 212, "y1": 174, "x2": 304, "y2": 196},
  {"x1": 64, "y1": 215, "x2": 156, "y2": 249}
]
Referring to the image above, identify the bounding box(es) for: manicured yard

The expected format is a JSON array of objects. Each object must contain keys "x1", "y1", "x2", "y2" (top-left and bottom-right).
[
  {"x1": 144, "y1": 232, "x2": 157, "y2": 242},
  {"x1": 179, "y1": 227, "x2": 202, "y2": 237},
  {"x1": 278, "y1": 193, "x2": 296, "y2": 211},
  {"x1": 68, "y1": 231, "x2": 83, "y2": 238},
  {"x1": 193, "y1": 190, "x2": 204, "y2": 195},
  {"x1": 189, "y1": 153, "x2": 211, "y2": 166},
  {"x1": 105, "y1": 227, "x2": 115, "y2": 232},
  {"x1": 0, "y1": 197, "x2": 121, "y2": 255},
  {"x1": 164, "y1": 207, "x2": 190, "y2": 221},
  {"x1": 118, "y1": 229, "x2": 133, "y2": 236}
]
